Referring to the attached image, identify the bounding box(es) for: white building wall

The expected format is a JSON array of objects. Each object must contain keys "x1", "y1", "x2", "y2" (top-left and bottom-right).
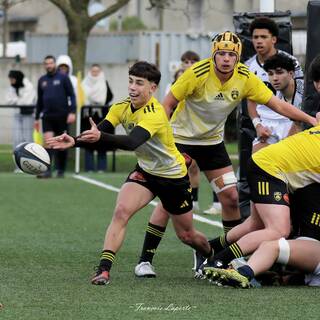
[{"x1": 6, "y1": 0, "x2": 311, "y2": 35}]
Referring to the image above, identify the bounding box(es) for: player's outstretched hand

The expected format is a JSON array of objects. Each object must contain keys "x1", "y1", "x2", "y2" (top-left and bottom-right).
[
  {"x1": 46, "y1": 133, "x2": 75, "y2": 149},
  {"x1": 77, "y1": 117, "x2": 101, "y2": 143},
  {"x1": 256, "y1": 124, "x2": 271, "y2": 142}
]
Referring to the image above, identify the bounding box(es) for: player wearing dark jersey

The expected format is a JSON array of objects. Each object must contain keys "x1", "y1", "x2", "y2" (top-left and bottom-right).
[{"x1": 246, "y1": 17, "x2": 304, "y2": 152}]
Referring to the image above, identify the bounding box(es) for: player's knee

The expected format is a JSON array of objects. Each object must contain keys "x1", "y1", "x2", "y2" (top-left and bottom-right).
[
  {"x1": 176, "y1": 230, "x2": 194, "y2": 245},
  {"x1": 275, "y1": 223, "x2": 291, "y2": 239},
  {"x1": 219, "y1": 187, "x2": 239, "y2": 209},
  {"x1": 113, "y1": 203, "x2": 132, "y2": 224},
  {"x1": 259, "y1": 240, "x2": 279, "y2": 252},
  {"x1": 210, "y1": 172, "x2": 237, "y2": 196},
  {"x1": 276, "y1": 238, "x2": 290, "y2": 265},
  {"x1": 281, "y1": 226, "x2": 291, "y2": 239}
]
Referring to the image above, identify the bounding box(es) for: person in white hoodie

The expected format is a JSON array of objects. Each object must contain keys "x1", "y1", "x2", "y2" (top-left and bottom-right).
[
  {"x1": 56, "y1": 54, "x2": 78, "y2": 98},
  {"x1": 81, "y1": 64, "x2": 113, "y2": 172},
  {"x1": 6, "y1": 70, "x2": 36, "y2": 167}
]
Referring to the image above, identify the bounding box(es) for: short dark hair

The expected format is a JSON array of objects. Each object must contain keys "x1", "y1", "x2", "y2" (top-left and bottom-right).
[
  {"x1": 91, "y1": 63, "x2": 101, "y2": 69},
  {"x1": 44, "y1": 55, "x2": 56, "y2": 62},
  {"x1": 180, "y1": 50, "x2": 200, "y2": 62},
  {"x1": 309, "y1": 55, "x2": 320, "y2": 82},
  {"x1": 263, "y1": 53, "x2": 296, "y2": 72},
  {"x1": 129, "y1": 61, "x2": 161, "y2": 85},
  {"x1": 249, "y1": 17, "x2": 279, "y2": 37}
]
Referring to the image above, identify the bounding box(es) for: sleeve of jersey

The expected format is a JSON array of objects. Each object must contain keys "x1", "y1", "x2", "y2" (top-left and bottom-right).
[
  {"x1": 104, "y1": 104, "x2": 121, "y2": 127},
  {"x1": 293, "y1": 58, "x2": 304, "y2": 79},
  {"x1": 246, "y1": 72, "x2": 273, "y2": 105},
  {"x1": 170, "y1": 67, "x2": 197, "y2": 101}
]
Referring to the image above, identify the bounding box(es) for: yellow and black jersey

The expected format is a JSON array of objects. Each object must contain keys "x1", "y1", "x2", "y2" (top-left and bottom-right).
[
  {"x1": 170, "y1": 58, "x2": 273, "y2": 145},
  {"x1": 253, "y1": 125, "x2": 320, "y2": 192},
  {"x1": 106, "y1": 96, "x2": 187, "y2": 178}
]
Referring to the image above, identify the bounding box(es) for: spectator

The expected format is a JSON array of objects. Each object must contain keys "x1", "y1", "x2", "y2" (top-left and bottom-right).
[
  {"x1": 6, "y1": 70, "x2": 36, "y2": 172},
  {"x1": 34, "y1": 55, "x2": 76, "y2": 178},
  {"x1": 165, "y1": 51, "x2": 200, "y2": 95},
  {"x1": 56, "y1": 54, "x2": 78, "y2": 97},
  {"x1": 81, "y1": 64, "x2": 114, "y2": 172}
]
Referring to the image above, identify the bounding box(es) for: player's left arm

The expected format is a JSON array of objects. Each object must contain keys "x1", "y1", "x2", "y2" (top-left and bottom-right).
[
  {"x1": 265, "y1": 96, "x2": 317, "y2": 126},
  {"x1": 77, "y1": 118, "x2": 150, "y2": 151}
]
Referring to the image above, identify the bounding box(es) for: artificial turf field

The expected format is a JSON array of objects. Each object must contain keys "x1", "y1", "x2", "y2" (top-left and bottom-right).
[{"x1": 0, "y1": 171, "x2": 319, "y2": 320}]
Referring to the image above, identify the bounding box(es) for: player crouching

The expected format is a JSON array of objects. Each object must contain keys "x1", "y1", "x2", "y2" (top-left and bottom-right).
[{"x1": 47, "y1": 61, "x2": 213, "y2": 285}]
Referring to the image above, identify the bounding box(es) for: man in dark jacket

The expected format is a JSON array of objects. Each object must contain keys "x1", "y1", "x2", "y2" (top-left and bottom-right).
[{"x1": 34, "y1": 55, "x2": 76, "y2": 178}]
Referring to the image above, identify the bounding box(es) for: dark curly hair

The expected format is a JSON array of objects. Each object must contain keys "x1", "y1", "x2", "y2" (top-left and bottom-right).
[
  {"x1": 250, "y1": 17, "x2": 279, "y2": 37},
  {"x1": 263, "y1": 53, "x2": 296, "y2": 72}
]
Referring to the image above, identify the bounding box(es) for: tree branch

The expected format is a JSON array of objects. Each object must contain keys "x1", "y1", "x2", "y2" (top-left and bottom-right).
[
  {"x1": 49, "y1": 0, "x2": 74, "y2": 17},
  {"x1": 89, "y1": 0, "x2": 130, "y2": 28}
]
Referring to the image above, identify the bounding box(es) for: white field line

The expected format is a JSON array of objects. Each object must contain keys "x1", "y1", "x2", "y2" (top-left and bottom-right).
[{"x1": 73, "y1": 174, "x2": 222, "y2": 229}]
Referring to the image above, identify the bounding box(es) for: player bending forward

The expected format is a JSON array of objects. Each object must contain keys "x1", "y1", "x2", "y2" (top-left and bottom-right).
[{"x1": 47, "y1": 61, "x2": 212, "y2": 285}]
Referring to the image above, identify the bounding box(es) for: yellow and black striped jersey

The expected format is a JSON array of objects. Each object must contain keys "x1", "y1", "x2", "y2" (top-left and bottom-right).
[
  {"x1": 170, "y1": 58, "x2": 273, "y2": 145},
  {"x1": 105, "y1": 96, "x2": 187, "y2": 178},
  {"x1": 253, "y1": 125, "x2": 320, "y2": 192}
]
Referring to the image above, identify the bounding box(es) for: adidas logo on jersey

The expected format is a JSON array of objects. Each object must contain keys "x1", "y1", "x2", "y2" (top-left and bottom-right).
[{"x1": 214, "y1": 93, "x2": 224, "y2": 100}]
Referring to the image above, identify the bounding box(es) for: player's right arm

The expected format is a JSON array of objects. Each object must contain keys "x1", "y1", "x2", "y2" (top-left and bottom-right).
[
  {"x1": 163, "y1": 91, "x2": 179, "y2": 118},
  {"x1": 247, "y1": 99, "x2": 272, "y2": 140},
  {"x1": 266, "y1": 96, "x2": 317, "y2": 127}
]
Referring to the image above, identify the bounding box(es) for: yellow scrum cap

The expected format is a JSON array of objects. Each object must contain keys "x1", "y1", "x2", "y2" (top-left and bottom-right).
[{"x1": 211, "y1": 31, "x2": 242, "y2": 61}]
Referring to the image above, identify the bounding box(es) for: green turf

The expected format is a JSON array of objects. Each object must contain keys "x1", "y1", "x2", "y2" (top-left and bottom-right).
[{"x1": 0, "y1": 172, "x2": 319, "y2": 319}]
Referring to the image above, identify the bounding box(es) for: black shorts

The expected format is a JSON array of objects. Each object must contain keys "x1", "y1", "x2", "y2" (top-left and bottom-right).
[
  {"x1": 125, "y1": 165, "x2": 192, "y2": 215},
  {"x1": 290, "y1": 183, "x2": 320, "y2": 241},
  {"x1": 247, "y1": 158, "x2": 289, "y2": 206},
  {"x1": 175, "y1": 142, "x2": 232, "y2": 171},
  {"x1": 42, "y1": 115, "x2": 68, "y2": 135}
]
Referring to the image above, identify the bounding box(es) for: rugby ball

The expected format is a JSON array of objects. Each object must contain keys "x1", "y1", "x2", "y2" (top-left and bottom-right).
[{"x1": 13, "y1": 142, "x2": 50, "y2": 175}]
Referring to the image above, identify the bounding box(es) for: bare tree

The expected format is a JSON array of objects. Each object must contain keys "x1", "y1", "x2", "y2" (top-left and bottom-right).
[
  {"x1": 47, "y1": 0, "x2": 130, "y2": 74},
  {"x1": 0, "y1": 0, "x2": 26, "y2": 57},
  {"x1": 147, "y1": 0, "x2": 205, "y2": 33}
]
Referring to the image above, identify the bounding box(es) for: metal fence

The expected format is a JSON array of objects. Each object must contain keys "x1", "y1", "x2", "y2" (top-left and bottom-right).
[{"x1": 0, "y1": 105, "x2": 118, "y2": 172}]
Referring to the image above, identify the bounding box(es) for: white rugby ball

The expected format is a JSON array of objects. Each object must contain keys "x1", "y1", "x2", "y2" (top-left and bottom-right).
[{"x1": 13, "y1": 142, "x2": 50, "y2": 175}]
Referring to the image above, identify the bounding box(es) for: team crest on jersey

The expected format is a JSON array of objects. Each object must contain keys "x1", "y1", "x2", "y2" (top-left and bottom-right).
[
  {"x1": 231, "y1": 89, "x2": 239, "y2": 100},
  {"x1": 274, "y1": 192, "x2": 282, "y2": 202}
]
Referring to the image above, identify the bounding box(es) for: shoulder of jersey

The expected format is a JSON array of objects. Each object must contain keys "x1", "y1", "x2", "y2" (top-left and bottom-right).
[
  {"x1": 244, "y1": 54, "x2": 257, "y2": 67},
  {"x1": 277, "y1": 49, "x2": 297, "y2": 61},
  {"x1": 142, "y1": 101, "x2": 160, "y2": 115},
  {"x1": 113, "y1": 97, "x2": 131, "y2": 106},
  {"x1": 190, "y1": 58, "x2": 211, "y2": 78},
  {"x1": 277, "y1": 49, "x2": 301, "y2": 68},
  {"x1": 296, "y1": 78, "x2": 304, "y2": 95},
  {"x1": 237, "y1": 63, "x2": 250, "y2": 78}
]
